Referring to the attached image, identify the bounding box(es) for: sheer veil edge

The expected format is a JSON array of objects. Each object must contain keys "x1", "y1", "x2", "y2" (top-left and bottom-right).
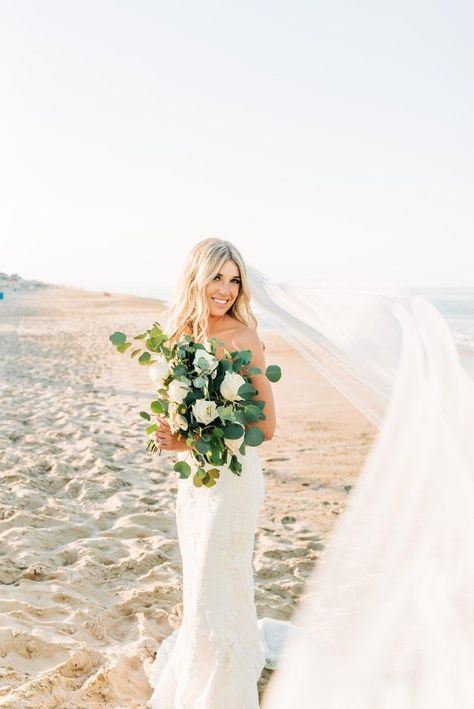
[{"x1": 245, "y1": 264, "x2": 474, "y2": 709}]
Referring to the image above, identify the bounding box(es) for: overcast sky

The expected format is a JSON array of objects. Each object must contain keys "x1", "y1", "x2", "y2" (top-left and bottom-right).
[{"x1": 1, "y1": 0, "x2": 473, "y2": 293}]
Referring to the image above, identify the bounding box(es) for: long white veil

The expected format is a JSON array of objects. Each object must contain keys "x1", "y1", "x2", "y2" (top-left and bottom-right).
[{"x1": 246, "y1": 264, "x2": 474, "y2": 708}]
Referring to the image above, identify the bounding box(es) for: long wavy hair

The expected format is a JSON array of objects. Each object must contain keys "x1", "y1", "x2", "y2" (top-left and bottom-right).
[{"x1": 165, "y1": 238, "x2": 258, "y2": 347}]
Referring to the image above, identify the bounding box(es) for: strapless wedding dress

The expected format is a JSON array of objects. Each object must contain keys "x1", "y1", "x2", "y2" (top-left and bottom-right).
[{"x1": 147, "y1": 445, "x2": 291, "y2": 709}]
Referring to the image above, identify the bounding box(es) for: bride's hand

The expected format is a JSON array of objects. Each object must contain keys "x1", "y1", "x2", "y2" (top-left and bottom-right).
[{"x1": 154, "y1": 418, "x2": 188, "y2": 452}]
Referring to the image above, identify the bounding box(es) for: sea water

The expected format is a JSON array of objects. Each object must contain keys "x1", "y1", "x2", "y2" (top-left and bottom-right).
[
  {"x1": 413, "y1": 287, "x2": 474, "y2": 353},
  {"x1": 139, "y1": 283, "x2": 474, "y2": 355}
]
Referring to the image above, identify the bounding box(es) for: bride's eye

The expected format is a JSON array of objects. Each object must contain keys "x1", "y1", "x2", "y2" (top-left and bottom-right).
[{"x1": 213, "y1": 275, "x2": 241, "y2": 284}]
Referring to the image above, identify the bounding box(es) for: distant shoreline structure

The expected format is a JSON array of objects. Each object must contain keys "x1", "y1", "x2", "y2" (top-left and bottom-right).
[
  {"x1": 0, "y1": 272, "x2": 49, "y2": 294},
  {"x1": 0, "y1": 273, "x2": 170, "y2": 305}
]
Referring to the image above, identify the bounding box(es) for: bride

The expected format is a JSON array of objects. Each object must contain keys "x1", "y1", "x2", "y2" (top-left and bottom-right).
[
  {"x1": 147, "y1": 238, "x2": 277, "y2": 708},
  {"x1": 146, "y1": 237, "x2": 474, "y2": 708}
]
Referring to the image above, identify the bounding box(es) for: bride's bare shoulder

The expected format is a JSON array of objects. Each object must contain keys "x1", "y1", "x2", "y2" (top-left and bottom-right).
[{"x1": 224, "y1": 318, "x2": 266, "y2": 352}]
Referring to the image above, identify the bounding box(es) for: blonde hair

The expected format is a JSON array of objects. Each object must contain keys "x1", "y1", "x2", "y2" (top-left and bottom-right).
[{"x1": 165, "y1": 238, "x2": 258, "y2": 347}]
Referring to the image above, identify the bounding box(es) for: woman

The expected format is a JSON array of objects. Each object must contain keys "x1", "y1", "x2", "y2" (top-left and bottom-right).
[{"x1": 147, "y1": 238, "x2": 276, "y2": 708}]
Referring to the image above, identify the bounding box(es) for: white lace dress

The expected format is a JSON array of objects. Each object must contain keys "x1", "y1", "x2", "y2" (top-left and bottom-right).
[{"x1": 147, "y1": 445, "x2": 270, "y2": 709}]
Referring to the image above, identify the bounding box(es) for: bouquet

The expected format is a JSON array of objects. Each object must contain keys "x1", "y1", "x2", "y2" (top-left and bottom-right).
[{"x1": 109, "y1": 321, "x2": 281, "y2": 488}]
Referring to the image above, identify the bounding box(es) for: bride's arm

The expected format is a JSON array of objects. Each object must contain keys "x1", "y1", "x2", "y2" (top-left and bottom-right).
[{"x1": 231, "y1": 327, "x2": 276, "y2": 442}]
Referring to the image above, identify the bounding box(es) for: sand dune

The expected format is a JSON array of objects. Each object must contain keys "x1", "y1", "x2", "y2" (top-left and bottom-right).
[{"x1": 0, "y1": 286, "x2": 374, "y2": 707}]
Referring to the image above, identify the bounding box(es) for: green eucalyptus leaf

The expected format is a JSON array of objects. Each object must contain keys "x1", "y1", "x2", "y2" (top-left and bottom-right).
[
  {"x1": 222, "y1": 423, "x2": 244, "y2": 440},
  {"x1": 208, "y1": 448, "x2": 223, "y2": 465},
  {"x1": 244, "y1": 404, "x2": 262, "y2": 422},
  {"x1": 236, "y1": 349, "x2": 252, "y2": 364},
  {"x1": 234, "y1": 410, "x2": 248, "y2": 426},
  {"x1": 174, "y1": 461, "x2": 191, "y2": 478},
  {"x1": 130, "y1": 348, "x2": 141, "y2": 358},
  {"x1": 140, "y1": 411, "x2": 151, "y2": 421},
  {"x1": 110, "y1": 331, "x2": 127, "y2": 346},
  {"x1": 186, "y1": 391, "x2": 201, "y2": 405},
  {"x1": 214, "y1": 436, "x2": 225, "y2": 452},
  {"x1": 232, "y1": 350, "x2": 252, "y2": 371},
  {"x1": 217, "y1": 405, "x2": 234, "y2": 421},
  {"x1": 265, "y1": 365, "x2": 282, "y2": 382},
  {"x1": 244, "y1": 426, "x2": 265, "y2": 446},
  {"x1": 146, "y1": 335, "x2": 167, "y2": 351},
  {"x1": 197, "y1": 357, "x2": 210, "y2": 370},
  {"x1": 246, "y1": 366, "x2": 262, "y2": 375},
  {"x1": 146, "y1": 423, "x2": 158, "y2": 435},
  {"x1": 138, "y1": 351, "x2": 152, "y2": 364},
  {"x1": 195, "y1": 438, "x2": 211, "y2": 454},
  {"x1": 193, "y1": 472, "x2": 204, "y2": 487},
  {"x1": 229, "y1": 454, "x2": 243, "y2": 475},
  {"x1": 237, "y1": 382, "x2": 257, "y2": 398},
  {"x1": 150, "y1": 400, "x2": 167, "y2": 415}
]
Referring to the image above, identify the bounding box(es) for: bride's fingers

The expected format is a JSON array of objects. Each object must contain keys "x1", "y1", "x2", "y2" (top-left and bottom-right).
[
  {"x1": 155, "y1": 428, "x2": 175, "y2": 448},
  {"x1": 155, "y1": 419, "x2": 182, "y2": 450}
]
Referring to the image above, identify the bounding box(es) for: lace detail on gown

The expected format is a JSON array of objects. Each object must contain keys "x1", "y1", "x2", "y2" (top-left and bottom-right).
[{"x1": 147, "y1": 446, "x2": 270, "y2": 709}]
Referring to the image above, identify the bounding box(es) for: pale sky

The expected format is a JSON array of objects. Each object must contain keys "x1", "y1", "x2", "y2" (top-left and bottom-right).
[{"x1": 1, "y1": 0, "x2": 473, "y2": 292}]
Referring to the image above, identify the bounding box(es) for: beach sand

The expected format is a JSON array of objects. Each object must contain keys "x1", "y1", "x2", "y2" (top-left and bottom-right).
[{"x1": 0, "y1": 286, "x2": 375, "y2": 708}]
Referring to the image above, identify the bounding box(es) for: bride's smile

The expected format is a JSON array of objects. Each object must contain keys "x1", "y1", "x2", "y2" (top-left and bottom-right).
[{"x1": 205, "y1": 259, "x2": 241, "y2": 321}]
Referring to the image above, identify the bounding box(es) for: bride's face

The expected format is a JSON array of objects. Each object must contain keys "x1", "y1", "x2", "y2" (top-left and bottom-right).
[{"x1": 205, "y1": 259, "x2": 241, "y2": 317}]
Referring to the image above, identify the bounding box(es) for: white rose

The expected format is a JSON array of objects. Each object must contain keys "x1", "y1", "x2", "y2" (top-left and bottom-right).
[
  {"x1": 220, "y1": 371, "x2": 246, "y2": 402},
  {"x1": 167, "y1": 402, "x2": 188, "y2": 434},
  {"x1": 167, "y1": 379, "x2": 190, "y2": 404},
  {"x1": 192, "y1": 399, "x2": 219, "y2": 425},
  {"x1": 148, "y1": 354, "x2": 171, "y2": 388},
  {"x1": 224, "y1": 434, "x2": 245, "y2": 453},
  {"x1": 193, "y1": 349, "x2": 219, "y2": 374}
]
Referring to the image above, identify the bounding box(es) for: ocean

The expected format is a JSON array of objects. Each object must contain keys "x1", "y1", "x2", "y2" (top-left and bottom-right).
[
  {"x1": 122, "y1": 283, "x2": 474, "y2": 355},
  {"x1": 413, "y1": 288, "x2": 474, "y2": 353}
]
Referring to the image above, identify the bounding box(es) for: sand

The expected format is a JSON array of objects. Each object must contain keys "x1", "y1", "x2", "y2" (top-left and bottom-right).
[{"x1": 0, "y1": 285, "x2": 375, "y2": 708}]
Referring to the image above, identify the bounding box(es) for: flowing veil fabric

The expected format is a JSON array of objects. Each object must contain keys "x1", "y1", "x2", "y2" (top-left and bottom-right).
[{"x1": 244, "y1": 265, "x2": 474, "y2": 708}]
